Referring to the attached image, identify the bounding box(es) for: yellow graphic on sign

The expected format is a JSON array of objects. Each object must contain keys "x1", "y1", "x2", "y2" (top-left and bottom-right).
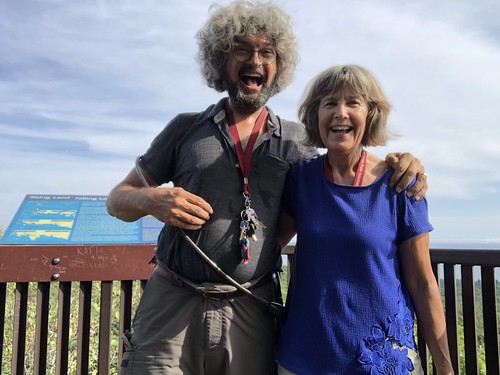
[
  {"x1": 32, "y1": 209, "x2": 77, "y2": 217},
  {"x1": 13, "y1": 230, "x2": 71, "y2": 241},
  {"x1": 21, "y1": 219, "x2": 74, "y2": 229}
]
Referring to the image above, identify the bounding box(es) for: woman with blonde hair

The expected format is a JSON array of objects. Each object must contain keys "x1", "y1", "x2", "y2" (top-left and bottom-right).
[{"x1": 277, "y1": 65, "x2": 454, "y2": 375}]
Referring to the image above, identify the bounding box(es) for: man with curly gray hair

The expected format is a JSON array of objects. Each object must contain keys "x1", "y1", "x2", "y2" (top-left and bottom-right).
[
  {"x1": 197, "y1": 1, "x2": 298, "y2": 96},
  {"x1": 107, "y1": 1, "x2": 427, "y2": 374}
]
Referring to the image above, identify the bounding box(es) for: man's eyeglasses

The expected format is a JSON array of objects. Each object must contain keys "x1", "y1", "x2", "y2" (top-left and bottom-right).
[{"x1": 232, "y1": 47, "x2": 277, "y2": 65}]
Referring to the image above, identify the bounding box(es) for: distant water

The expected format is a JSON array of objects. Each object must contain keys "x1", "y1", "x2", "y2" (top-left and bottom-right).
[
  {"x1": 431, "y1": 240, "x2": 500, "y2": 250},
  {"x1": 285, "y1": 238, "x2": 500, "y2": 250}
]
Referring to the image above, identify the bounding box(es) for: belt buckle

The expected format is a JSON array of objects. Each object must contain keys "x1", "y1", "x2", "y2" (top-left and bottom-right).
[
  {"x1": 202, "y1": 289, "x2": 240, "y2": 300},
  {"x1": 203, "y1": 292, "x2": 225, "y2": 300}
]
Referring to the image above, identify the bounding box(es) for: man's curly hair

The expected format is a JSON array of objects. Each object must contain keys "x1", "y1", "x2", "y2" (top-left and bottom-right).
[{"x1": 196, "y1": 0, "x2": 298, "y2": 94}]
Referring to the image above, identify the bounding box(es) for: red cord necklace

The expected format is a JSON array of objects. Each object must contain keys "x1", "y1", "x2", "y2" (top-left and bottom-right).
[
  {"x1": 324, "y1": 149, "x2": 367, "y2": 186},
  {"x1": 225, "y1": 100, "x2": 268, "y2": 264}
]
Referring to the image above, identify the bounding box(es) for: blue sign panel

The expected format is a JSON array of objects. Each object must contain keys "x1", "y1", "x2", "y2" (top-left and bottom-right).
[{"x1": 0, "y1": 195, "x2": 163, "y2": 245}]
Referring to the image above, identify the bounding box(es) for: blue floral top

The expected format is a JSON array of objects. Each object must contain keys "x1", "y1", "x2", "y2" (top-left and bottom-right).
[{"x1": 276, "y1": 155, "x2": 433, "y2": 374}]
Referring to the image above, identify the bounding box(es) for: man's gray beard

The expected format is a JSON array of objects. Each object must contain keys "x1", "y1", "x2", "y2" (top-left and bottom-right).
[{"x1": 223, "y1": 76, "x2": 279, "y2": 114}]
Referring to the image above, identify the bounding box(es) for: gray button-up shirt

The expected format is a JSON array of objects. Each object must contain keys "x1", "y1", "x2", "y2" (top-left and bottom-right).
[{"x1": 140, "y1": 98, "x2": 317, "y2": 283}]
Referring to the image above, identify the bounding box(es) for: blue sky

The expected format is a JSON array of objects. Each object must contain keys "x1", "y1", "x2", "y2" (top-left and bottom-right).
[{"x1": 1, "y1": 0, "x2": 499, "y2": 246}]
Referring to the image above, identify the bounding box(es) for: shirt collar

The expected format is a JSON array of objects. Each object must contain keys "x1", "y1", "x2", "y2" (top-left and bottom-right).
[{"x1": 212, "y1": 98, "x2": 282, "y2": 137}]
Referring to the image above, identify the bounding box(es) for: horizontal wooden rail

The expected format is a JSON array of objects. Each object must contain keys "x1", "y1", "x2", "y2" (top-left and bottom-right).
[
  {"x1": 1, "y1": 245, "x2": 499, "y2": 375},
  {"x1": 0, "y1": 244, "x2": 156, "y2": 283}
]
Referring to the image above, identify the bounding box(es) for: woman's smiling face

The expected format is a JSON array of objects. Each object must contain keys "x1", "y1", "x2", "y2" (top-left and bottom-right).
[{"x1": 318, "y1": 89, "x2": 369, "y2": 154}]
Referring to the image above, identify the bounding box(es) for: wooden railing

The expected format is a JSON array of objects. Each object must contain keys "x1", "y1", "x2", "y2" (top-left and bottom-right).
[{"x1": 0, "y1": 244, "x2": 499, "y2": 374}]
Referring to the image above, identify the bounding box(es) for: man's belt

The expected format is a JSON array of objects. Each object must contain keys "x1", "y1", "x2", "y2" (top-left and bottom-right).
[{"x1": 154, "y1": 262, "x2": 276, "y2": 300}]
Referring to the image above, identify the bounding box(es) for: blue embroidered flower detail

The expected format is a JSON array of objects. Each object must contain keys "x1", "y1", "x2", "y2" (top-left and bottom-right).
[
  {"x1": 360, "y1": 340, "x2": 414, "y2": 375},
  {"x1": 388, "y1": 306, "x2": 414, "y2": 348},
  {"x1": 364, "y1": 325, "x2": 387, "y2": 352},
  {"x1": 387, "y1": 287, "x2": 415, "y2": 348},
  {"x1": 358, "y1": 286, "x2": 416, "y2": 374}
]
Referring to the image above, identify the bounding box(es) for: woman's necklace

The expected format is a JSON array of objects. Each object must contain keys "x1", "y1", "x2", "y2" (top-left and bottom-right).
[{"x1": 324, "y1": 149, "x2": 367, "y2": 187}]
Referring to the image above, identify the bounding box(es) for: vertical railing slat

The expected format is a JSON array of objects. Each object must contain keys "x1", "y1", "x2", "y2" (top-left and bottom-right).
[
  {"x1": 443, "y1": 264, "x2": 460, "y2": 374},
  {"x1": 119, "y1": 280, "x2": 133, "y2": 367},
  {"x1": 481, "y1": 266, "x2": 500, "y2": 375},
  {"x1": 34, "y1": 282, "x2": 51, "y2": 375},
  {"x1": 461, "y1": 265, "x2": 478, "y2": 375},
  {"x1": 76, "y1": 281, "x2": 92, "y2": 375},
  {"x1": 12, "y1": 282, "x2": 28, "y2": 375},
  {"x1": 98, "y1": 281, "x2": 113, "y2": 375},
  {"x1": 56, "y1": 282, "x2": 71, "y2": 375},
  {"x1": 0, "y1": 282, "x2": 6, "y2": 375}
]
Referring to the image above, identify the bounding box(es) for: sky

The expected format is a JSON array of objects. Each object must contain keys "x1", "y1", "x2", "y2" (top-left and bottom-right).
[{"x1": 1, "y1": 0, "x2": 499, "y2": 247}]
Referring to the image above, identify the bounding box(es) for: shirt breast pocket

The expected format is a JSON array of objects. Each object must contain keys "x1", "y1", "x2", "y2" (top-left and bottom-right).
[{"x1": 255, "y1": 153, "x2": 289, "y2": 198}]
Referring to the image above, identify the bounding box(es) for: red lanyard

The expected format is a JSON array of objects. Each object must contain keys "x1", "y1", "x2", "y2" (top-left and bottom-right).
[
  {"x1": 324, "y1": 149, "x2": 367, "y2": 186},
  {"x1": 225, "y1": 101, "x2": 268, "y2": 196}
]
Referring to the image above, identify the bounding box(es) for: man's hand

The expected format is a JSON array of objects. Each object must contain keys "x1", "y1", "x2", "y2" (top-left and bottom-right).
[
  {"x1": 148, "y1": 187, "x2": 213, "y2": 230},
  {"x1": 107, "y1": 167, "x2": 214, "y2": 229},
  {"x1": 386, "y1": 152, "x2": 428, "y2": 201}
]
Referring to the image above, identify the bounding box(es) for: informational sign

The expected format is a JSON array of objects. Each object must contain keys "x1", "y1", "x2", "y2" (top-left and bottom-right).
[{"x1": 0, "y1": 194, "x2": 163, "y2": 245}]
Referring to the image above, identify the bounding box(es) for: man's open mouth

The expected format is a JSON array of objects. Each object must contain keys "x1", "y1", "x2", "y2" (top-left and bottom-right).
[{"x1": 240, "y1": 74, "x2": 264, "y2": 88}]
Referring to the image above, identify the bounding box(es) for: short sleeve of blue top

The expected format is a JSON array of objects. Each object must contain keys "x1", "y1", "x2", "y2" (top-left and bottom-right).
[{"x1": 276, "y1": 155, "x2": 433, "y2": 375}]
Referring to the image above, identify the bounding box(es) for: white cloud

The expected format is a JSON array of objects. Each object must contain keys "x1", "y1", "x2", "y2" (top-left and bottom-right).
[{"x1": 1, "y1": 0, "x2": 499, "y2": 245}]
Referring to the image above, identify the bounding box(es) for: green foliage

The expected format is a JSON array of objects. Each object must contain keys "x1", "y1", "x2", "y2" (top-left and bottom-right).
[
  {"x1": 280, "y1": 268, "x2": 289, "y2": 302},
  {"x1": 1, "y1": 281, "x2": 142, "y2": 374}
]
